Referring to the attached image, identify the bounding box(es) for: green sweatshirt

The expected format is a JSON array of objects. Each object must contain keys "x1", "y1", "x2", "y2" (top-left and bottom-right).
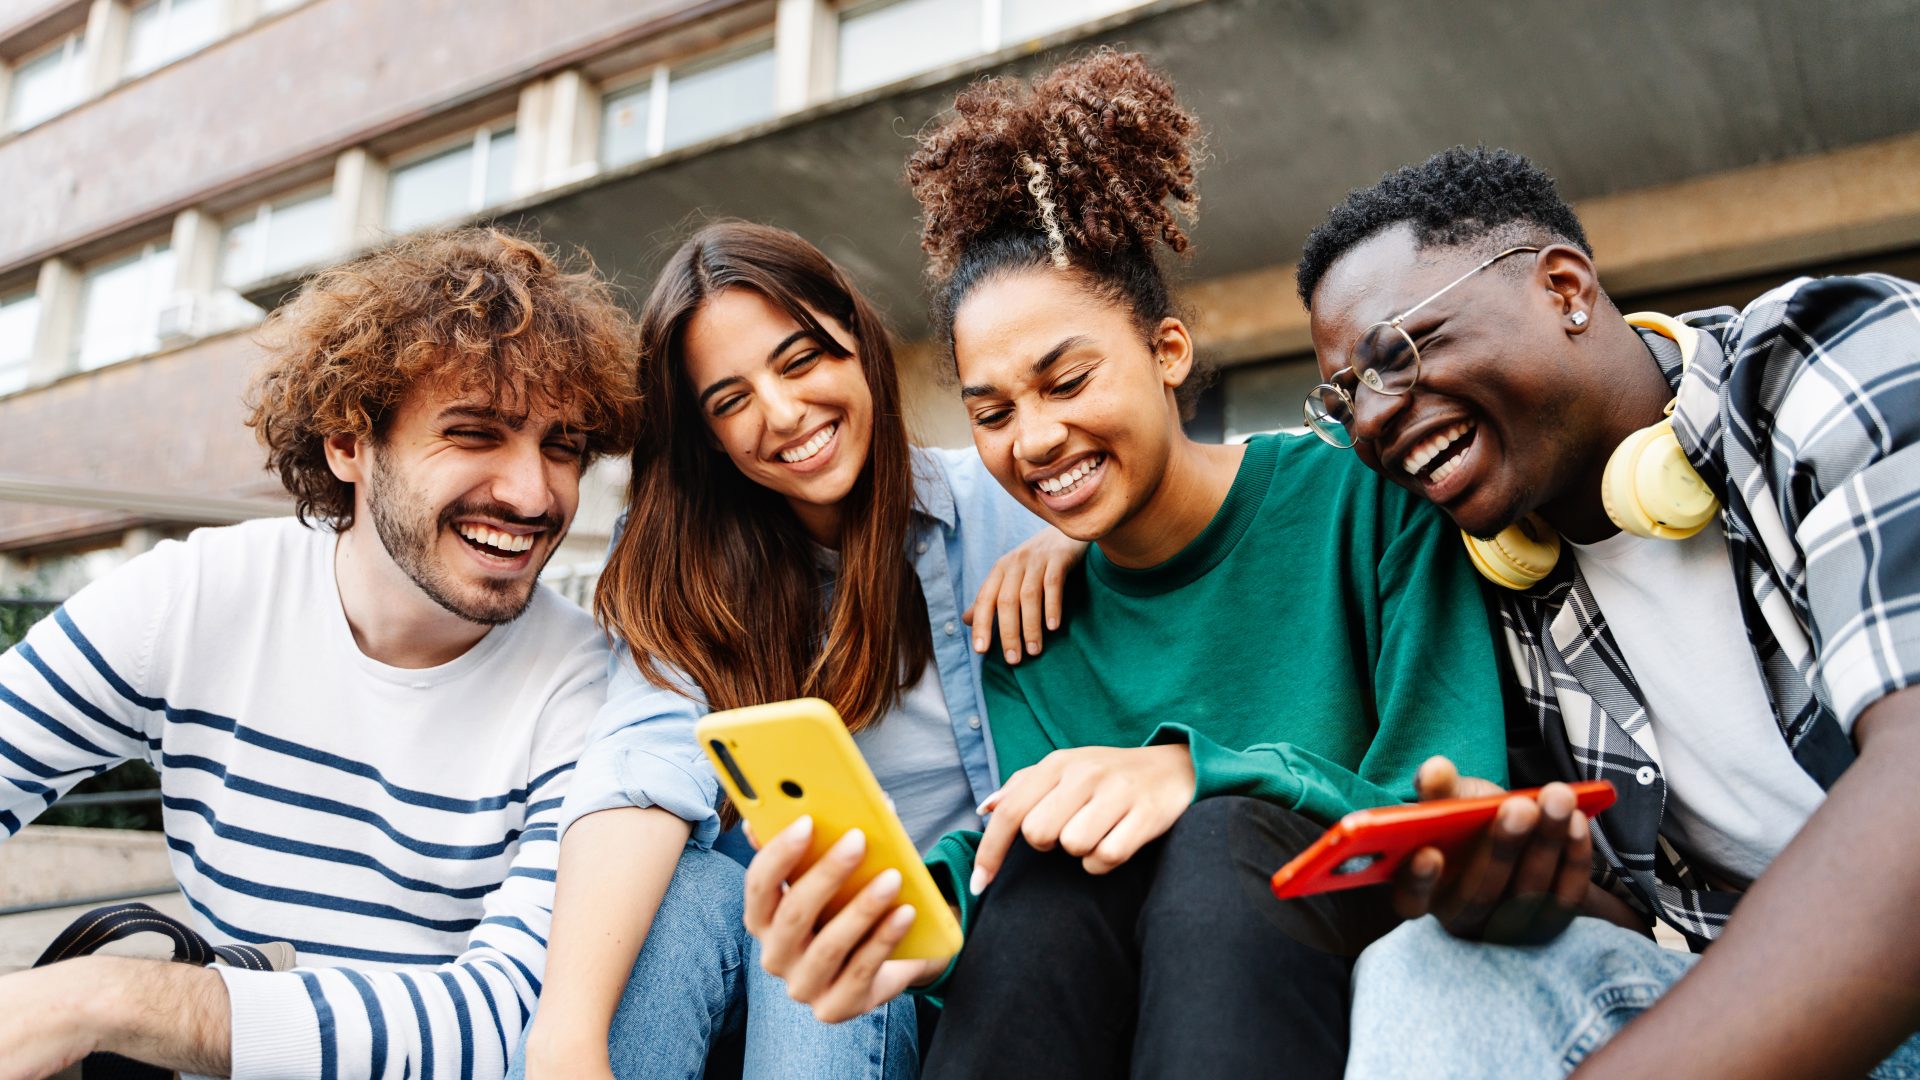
[{"x1": 924, "y1": 433, "x2": 1509, "y2": 966}]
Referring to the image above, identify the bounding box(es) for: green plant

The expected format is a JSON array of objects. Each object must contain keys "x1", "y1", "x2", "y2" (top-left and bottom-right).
[{"x1": 0, "y1": 597, "x2": 57, "y2": 652}]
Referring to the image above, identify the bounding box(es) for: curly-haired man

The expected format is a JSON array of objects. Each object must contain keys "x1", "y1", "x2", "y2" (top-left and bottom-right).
[
  {"x1": 1300, "y1": 147, "x2": 1920, "y2": 1078},
  {"x1": 0, "y1": 228, "x2": 639, "y2": 1078}
]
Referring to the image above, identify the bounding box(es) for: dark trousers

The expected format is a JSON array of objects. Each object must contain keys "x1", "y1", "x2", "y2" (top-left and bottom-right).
[{"x1": 923, "y1": 796, "x2": 1399, "y2": 1080}]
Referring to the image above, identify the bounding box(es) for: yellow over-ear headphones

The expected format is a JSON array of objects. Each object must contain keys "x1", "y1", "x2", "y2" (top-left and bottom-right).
[{"x1": 1463, "y1": 311, "x2": 1722, "y2": 590}]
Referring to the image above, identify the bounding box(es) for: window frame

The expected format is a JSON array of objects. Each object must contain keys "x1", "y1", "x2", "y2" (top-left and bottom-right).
[
  {"x1": 598, "y1": 32, "x2": 777, "y2": 169},
  {"x1": 218, "y1": 181, "x2": 336, "y2": 289},
  {"x1": 831, "y1": 0, "x2": 1143, "y2": 95},
  {"x1": 123, "y1": 0, "x2": 227, "y2": 80},
  {"x1": 0, "y1": 289, "x2": 40, "y2": 398},
  {"x1": 5, "y1": 29, "x2": 87, "y2": 132},
  {"x1": 74, "y1": 241, "x2": 176, "y2": 373},
  {"x1": 383, "y1": 120, "x2": 520, "y2": 234}
]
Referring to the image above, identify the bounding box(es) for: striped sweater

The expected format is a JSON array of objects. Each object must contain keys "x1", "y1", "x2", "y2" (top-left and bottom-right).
[{"x1": 0, "y1": 518, "x2": 607, "y2": 1079}]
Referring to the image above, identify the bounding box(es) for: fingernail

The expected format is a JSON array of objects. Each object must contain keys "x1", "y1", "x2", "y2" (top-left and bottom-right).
[
  {"x1": 1047, "y1": 616, "x2": 1058, "y2": 630},
  {"x1": 1005, "y1": 649, "x2": 1019, "y2": 664},
  {"x1": 1026, "y1": 640, "x2": 1039, "y2": 655},
  {"x1": 890, "y1": 904, "x2": 917, "y2": 929},
  {"x1": 976, "y1": 791, "x2": 1002, "y2": 816},
  {"x1": 834, "y1": 828, "x2": 866, "y2": 861},
  {"x1": 973, "y1": 637, "x2": 985, "y2": 652},
  {"x1": 969, "y1": 867, "x2": 989, "y2": 895},
  {"x1": 1569, "y1": 810, "x2": 1587, "y2": 838},
  {"x1": 871, "y1": 868, "x2": 903, "y2": 899},
  {"x1": 788, "y1": 816, "x2": 814, "y2": 845}
]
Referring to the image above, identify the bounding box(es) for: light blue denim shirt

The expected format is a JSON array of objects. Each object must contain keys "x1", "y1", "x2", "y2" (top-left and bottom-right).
[{"x1": 558, "y1": 446, "x2": 1046, "y2": 848}]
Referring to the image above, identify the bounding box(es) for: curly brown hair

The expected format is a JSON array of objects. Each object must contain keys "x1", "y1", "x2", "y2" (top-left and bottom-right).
[
  {"x1": 906, "y1": 48, "x2": 1199, "y2": 280},
  {"x1": 905, "y1": 48, "x2": 1208, "y2": 412},
  {"x1": 246, "y1": 228, "x2": 642, "y2": 528}
]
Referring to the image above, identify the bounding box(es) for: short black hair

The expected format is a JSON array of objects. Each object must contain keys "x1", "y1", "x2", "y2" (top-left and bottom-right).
[{"x1": 1297, "y1": 146, "x2": 1592, "y2": 307}]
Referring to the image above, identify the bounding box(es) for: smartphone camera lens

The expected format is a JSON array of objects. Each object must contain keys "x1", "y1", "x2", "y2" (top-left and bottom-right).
[
  {"x1": 780, "y1": 780, "x2": 804, "y2": 799},
  {"x1": 709, "y1": 740, "x2": 757, "y2": 801}
]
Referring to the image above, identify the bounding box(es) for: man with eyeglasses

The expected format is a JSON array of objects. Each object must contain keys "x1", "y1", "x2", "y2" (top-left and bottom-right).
[{"x1": 1297, "y1": 145, "x2": 1920, "y2": 1079}]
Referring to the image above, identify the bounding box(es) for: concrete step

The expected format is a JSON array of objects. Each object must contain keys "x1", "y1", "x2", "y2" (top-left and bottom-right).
[
  {"x1": 0, "y1": 889, "x2": 190, "y2": 975},
  {"x1": 0, "y1": 825, "x2": 173, "y2": 908}
]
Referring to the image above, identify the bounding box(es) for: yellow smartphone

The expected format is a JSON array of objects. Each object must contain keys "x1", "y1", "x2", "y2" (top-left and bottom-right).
[{"x1": 696, "y1": 697, "x2": 963, "y2": 962}]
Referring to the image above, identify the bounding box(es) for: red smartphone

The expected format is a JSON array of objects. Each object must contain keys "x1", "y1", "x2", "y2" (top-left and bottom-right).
[{"x1": 1269, "y1": 780, "x2": 1617, "y2": 900}]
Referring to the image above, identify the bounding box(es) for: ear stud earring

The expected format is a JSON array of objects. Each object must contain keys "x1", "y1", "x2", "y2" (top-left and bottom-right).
[{"x1": 1570, "y1": 311, "x2": 1588, "y2": 327}]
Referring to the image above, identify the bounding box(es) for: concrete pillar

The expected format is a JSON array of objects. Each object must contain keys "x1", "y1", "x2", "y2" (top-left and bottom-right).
[
  {"x1": 774, "y1": 0, "x2": 836, "y2": 114},
  {"x1": 331, "y1": 147, "x2": 389, "y2": 253},
  {"x1": 120, "y1": 526, "x2": 165, "y2": 557},
  {"x1": 160, "y1": 208, "x2": 221, "y2": 339},
  {"x1": 0, "y1": 64, "x2": 14, "y2": 131},
  {"x1": 27, "y1": 258, "x2": 82, "y2": 385},
  {"x1": 510, "y1": 78, "x2": 551, "y2": 197},
  {"x1": 167, "y1": 208, "x2": 220, "y2": 298},
  {"x1": 80, "y1": 0, "x2": 131, "y2": 94},
  {"x1": 539, "y1": 70, "x2": 601, "y2": 187},
  {"x1": 212, "y1": 0, "x2": 247, "y2": 35}
]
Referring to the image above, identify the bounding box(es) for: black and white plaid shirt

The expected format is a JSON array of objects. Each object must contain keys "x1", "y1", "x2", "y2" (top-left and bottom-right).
[{"x1": 1499, "y1": 274, "x2": 1920, "y2": 948}]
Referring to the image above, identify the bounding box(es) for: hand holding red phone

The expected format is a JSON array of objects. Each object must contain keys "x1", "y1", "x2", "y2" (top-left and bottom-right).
[
  {"x1": 742, "y1": 817, "x2": 947, "y2": 1023},
  {"x1": 1394, "y1": 756, "x2": 1593, "y2": 940}
]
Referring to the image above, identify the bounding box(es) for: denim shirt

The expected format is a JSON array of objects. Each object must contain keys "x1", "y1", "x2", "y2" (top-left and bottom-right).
[{"x1": 558, "y1": 446, "x2": 1046, "y2": 847}]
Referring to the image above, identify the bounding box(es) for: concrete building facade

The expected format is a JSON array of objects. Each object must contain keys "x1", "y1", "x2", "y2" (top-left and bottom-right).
[{"x1": 2, "y1": 0, "x2": 1919, "y2": 594}]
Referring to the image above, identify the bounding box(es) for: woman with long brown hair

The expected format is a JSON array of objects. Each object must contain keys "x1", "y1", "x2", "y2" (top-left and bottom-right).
[{"x1": 512, "y1": 222, "x2": 1077, "y2": 1080}]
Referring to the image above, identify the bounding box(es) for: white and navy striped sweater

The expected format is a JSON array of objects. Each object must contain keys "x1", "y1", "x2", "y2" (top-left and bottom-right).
[{"x1": 0, "y1": 518, "x2": 607, "y2": 1079}]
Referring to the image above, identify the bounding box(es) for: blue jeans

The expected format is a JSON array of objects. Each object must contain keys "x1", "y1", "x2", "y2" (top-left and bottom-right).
[
  {"x1": 509, "y1": 844, "x2": 919, "y2": 1080},
  {"x1": 1346, "y1": 915, "x2": 1920, "y2": 1079}
]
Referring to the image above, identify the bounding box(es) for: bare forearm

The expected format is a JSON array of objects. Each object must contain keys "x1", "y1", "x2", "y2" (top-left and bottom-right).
[
  {"x1": 86, "y1": 956, "x2": 231, "y2": 1075},
  {"x1": 1574, "y1": 689, "x2": 1920, "y2": 1079},
  {"x1": 526, "y1": 807, "x2": 691, "y2": 1065}
]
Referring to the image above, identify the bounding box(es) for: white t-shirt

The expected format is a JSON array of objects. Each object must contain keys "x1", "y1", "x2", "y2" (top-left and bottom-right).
[
  {"x1": 1572, "y1": 522, "x2": 1827, "y2": 889},
  {"x1": 853, "y1": 658, "x2": 982, "y2": 854}
]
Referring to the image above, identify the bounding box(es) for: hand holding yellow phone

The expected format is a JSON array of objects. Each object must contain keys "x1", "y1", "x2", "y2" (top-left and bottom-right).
[{"x1": 697, "y1": 697, "x2": 964, "y2": 961}]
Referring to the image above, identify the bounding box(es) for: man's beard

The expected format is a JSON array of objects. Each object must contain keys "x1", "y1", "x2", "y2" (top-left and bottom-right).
[{"x1": 365, "y1": 450, "x2": 559, "y2": 626}]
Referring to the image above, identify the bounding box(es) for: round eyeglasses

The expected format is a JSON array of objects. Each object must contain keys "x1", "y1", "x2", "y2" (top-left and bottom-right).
[{"x1": 1304, "y1": 246, "x2": 1539, "y2": 449}]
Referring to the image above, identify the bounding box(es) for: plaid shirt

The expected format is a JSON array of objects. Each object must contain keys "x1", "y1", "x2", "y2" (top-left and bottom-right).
[{"x1": 1499, "y1": 274, "x2": 1920, "y2": 948}]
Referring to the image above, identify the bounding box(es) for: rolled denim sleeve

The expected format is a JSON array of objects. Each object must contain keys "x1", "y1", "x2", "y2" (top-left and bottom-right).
[{"x1": 555, "y1": 640, "x2": 725, "y2": 848}]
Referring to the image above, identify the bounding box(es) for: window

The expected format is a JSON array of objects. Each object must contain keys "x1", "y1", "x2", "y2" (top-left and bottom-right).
[
  {"x1": 835, "y1": 0, "x2": 1141, "y2": 95},
  {"x1": 220, "y1": 187, "x2": 334, "y2": 287},
  {"x1": 125, "y1": 0, "x2": 223, "y2": 78},
  {"x1": 600, "y1": 79, "x2": 657, "y2": 168},
  {"x1": 600, "y1": 41, "x2": 777, "y2": 167},
  {"x1": 1221, "y1": 358, "x2": 1322, "y2": 440},
  {"x1": 76, "y1": 244, "x2": 175, "y2": 371},
  {"x1": 836, "y1": 0, "x2": 978, "y2": 96},
  {"x1": 386, "y1": 126, "x2": 519, "y2": 234},
  {"x1": 662, "y1": 45, "x2": 776, "y2": 152},
  {"x1": 0, "y1": 291, "x2": 38, "y2": 396},
  {"x1": 1000, "y1": 0, "x2": 1127, "y2": 41},
  {"x1": 6, "y1": 32, "x2": 86, "y2": 131}
]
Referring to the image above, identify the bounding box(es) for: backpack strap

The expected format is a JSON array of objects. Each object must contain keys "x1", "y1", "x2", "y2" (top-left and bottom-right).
[{"x1": 35, "y1": 901, "x2": 283, "y2": 970}]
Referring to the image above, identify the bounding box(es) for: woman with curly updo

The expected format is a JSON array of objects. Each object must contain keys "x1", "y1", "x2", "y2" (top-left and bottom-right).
[{"x1": 743, "y1": 51, "x2": 1512, "y2": 1077}]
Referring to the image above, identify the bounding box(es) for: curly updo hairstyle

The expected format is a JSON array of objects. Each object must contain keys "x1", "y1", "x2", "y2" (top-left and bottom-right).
[
  {"x1": 906, "y1": 49, "x2": 1208, "y2": 413},
  {"x1": 246, "y1": 228, "x2": 642, "y2": 529}
]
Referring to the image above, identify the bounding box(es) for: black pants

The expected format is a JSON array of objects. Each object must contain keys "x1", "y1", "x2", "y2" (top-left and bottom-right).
[{"x1": 923, "y1": 796, "x2": 1398, "y2": 1080}]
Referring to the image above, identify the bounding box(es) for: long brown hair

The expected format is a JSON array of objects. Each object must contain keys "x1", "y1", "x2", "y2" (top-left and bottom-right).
[{"x1": 597, "y1": 222, "x2": 931, "y2": 736}]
